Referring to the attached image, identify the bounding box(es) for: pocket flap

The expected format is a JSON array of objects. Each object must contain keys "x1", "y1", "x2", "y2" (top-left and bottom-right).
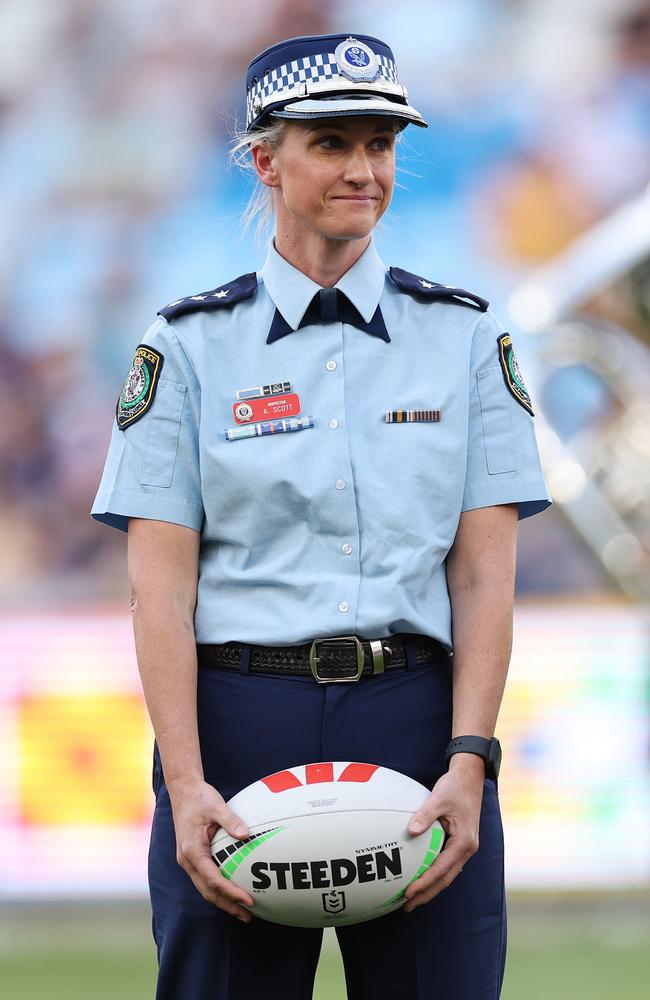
[{"x1": 140, "y1": 379, "x2": 187, "y2": 487}]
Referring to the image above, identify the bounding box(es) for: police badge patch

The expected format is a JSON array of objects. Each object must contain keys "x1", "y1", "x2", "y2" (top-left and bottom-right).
[
  {"x1": 496, "y1": 334, "x2": 534, "y2": 416},
  {"x1": 116, "y1": 344, "x2": 164, "y2": 429}
]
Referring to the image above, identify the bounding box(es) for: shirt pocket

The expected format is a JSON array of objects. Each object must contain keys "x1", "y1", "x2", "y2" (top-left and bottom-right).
[
  {"x1": 476, "y1": 367, "x2": 517, "y2": 474},
  {"x1": 139, "y1": 379, "x2": 187, "y2": 487}
]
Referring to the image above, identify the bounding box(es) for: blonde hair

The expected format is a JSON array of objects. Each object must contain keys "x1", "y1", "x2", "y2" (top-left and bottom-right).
[{"x1": 228, "y1": 118, "x2": 290, "y2": 242}]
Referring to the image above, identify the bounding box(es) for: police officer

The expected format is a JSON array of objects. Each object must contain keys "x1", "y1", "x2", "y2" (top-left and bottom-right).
[{"x1": 92, "y1": 32, "x2": 551, "y2": 1000}]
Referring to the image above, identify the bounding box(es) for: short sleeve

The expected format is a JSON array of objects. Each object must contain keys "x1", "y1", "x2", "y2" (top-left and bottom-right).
[
  {"x1": 461, "y1": 311, "x2": 552, "y2": 521},
  {"x1": 90, "y1": 317, "x2": 204, "y2": 533}
]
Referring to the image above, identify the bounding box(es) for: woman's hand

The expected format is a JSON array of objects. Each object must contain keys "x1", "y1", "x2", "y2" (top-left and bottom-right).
[
  {"x1": 167, "y1": 777, "x2": 254, "y2": 923},
  {"x1": 403, "y1": 755, "x2": 486, "y2": 912}
]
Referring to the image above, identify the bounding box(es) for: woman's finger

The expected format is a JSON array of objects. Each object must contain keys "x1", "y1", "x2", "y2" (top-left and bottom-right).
[
  {"x1": 215, "y1": 805, "x2": 250, "y2": 841},
  {"x1": 183, "y1": 857, "x2": 254, "y2": 920},
  {"x1": 403, "y1": 835, "x2": 476, "y2": 910}
]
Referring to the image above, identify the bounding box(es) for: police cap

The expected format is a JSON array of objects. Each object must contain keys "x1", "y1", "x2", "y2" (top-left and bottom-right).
[{"x1": 245, "y1": 33, "x2": 427, "y2": 132}]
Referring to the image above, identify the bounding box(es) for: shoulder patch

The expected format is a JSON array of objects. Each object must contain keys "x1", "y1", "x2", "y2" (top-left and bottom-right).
[
  {"x1": 497, "y1": 333, "x2": 534, "y2": 415},
  {"x1": 116, "y1": 344, "x2": 164, "y2": 430},
  {"x1": 158, "y1": 272, "x2": 258, "y2": 322},
  {"x1": 388, "y1": 267, "x2": 488, "y2": 312}
]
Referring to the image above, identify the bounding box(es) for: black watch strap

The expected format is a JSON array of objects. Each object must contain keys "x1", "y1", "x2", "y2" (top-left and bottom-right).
[{"x1": 444, "y1": 736, "x2": 502, "y2": 780}]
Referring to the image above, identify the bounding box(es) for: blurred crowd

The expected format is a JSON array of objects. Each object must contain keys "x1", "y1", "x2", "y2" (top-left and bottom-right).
[{"x1": 0, "y1": 0, "x2": 648, "y2": 605}]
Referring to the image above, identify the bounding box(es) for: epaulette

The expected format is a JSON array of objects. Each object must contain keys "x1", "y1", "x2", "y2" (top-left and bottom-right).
[
  {"x1": 157, "y1": 272, "x2": 258, "y2": 322},
  {"x1": 388, "y1": 267, "x2": 489, "y2": 312}
]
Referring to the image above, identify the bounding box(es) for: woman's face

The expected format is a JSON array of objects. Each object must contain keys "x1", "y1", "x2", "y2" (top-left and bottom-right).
[{"x1": 258, "y1": 117, "x2": 398, "y2": 242}]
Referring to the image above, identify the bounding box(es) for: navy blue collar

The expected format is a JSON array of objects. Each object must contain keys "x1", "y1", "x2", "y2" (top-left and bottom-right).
[
  {"x1": 261, "y1": 238, "x2": 390, "y2": 344},
  {"x1": 267, "y1": 287, "x2": 390, "y2": 343}
]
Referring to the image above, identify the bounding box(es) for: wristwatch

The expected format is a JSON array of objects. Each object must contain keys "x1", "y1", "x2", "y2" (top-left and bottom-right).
[{"x1": 444, "y1": 736, "x2": 502, "y2": 780}]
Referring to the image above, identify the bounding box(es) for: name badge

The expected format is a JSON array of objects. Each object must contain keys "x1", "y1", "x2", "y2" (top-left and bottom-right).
[{"x1": 233, "y1": 392, "x2": 301, "y2": 424}]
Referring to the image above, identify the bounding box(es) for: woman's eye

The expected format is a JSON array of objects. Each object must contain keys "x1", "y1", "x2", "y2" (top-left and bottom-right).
[
  {"x1": 318, "y1": 136, "x2": 344, "y2": 149},
  {"x1": 316, "y1": 135, "x2": 393, "y2": 151}
]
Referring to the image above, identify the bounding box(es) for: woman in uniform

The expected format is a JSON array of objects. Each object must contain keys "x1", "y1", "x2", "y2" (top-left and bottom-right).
[{"x1": 92, "y1": 32, "x2": 551, "y2": 1000}]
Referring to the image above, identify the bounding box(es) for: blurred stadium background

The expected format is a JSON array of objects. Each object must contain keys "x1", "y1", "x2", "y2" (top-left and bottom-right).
[{"x1": 1, "y1": 0, "x2": 649, "y2": 997}]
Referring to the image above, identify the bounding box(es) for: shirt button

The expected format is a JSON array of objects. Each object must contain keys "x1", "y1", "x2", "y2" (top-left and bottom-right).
[
  {"x1": 328, "y1": 418, "x2": 339, "y2": 430},
  {"x1": 341, "y1": 543, "x2": 352, "y2": 555},
  {"x1": 335, "y1": 479, "x2": 346, "y2": 490},
  {"x1": 326, "y1": 360, "x2": 337, "y2": 371},
  {"x1": 338, "y1": 601, "x2": 350, "y2": 613}
]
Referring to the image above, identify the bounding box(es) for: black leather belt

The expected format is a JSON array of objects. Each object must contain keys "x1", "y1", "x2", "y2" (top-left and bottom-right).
[{"x1": 196, "y1": 633, "x2": 451, "y2": 683}]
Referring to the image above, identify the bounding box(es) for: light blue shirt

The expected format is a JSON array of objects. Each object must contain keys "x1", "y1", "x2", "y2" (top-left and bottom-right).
[{"x1": 91, "y1": 238, "x2": 551, "y2": 648}]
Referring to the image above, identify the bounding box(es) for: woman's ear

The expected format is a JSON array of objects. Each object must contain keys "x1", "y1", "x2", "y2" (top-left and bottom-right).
[{"x1": 251, "y1": 143, "x2": 280, "y2": 189}]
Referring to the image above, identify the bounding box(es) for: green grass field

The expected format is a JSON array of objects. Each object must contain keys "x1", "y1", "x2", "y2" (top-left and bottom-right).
[{"x1": 1, "y1": 893, "x2": 648, "y2": 999}]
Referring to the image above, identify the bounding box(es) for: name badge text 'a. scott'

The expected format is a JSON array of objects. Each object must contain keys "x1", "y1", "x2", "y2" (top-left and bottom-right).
[{"x1": 233, "y1": 393, "x2": 301, "y2": 424}]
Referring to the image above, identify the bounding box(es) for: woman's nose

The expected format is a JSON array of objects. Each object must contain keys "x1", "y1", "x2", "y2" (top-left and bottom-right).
[{"x1": 343, "y1": 148, "x2": 374, "y2": 184}]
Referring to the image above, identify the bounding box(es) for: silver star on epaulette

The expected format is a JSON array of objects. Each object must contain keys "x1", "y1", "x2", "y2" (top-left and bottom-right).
[
  {"x1": 190, "y1": 295, "x2": 207, "y2": 301},
  {"x1": 167, "y1": 298, "x2": 184, "y2": 307},
  {"x1": 419, "y1": 280, "x2": 434, "y2": 290},
  {"x1": 213, "y1": 289, "x2": 229, "y2": 299}
]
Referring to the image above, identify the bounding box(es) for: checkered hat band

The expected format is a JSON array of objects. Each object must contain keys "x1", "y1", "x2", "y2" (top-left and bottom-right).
[{"x1": 246, "y1": 52, "x2": 399, "y2": 126}]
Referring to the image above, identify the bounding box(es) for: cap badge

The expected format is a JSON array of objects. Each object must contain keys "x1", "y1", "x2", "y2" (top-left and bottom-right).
[{"x1": 335, "y1": 37, "x2": 380, "y2": 83}]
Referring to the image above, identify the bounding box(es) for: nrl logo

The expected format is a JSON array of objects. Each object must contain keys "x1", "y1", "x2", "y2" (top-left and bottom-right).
[{"x1": 322, "y1": 890, "x2": 346, "y2": 915}]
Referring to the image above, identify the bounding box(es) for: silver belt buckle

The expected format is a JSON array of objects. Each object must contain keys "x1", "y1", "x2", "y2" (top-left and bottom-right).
[{"x1": 309, "y1": 636, "x2": 364, "y2": 683}]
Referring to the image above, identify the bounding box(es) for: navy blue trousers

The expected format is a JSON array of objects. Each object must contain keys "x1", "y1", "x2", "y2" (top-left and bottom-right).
[{"x1": 149, "y1": 654, "x2": 507, "y2": 999}]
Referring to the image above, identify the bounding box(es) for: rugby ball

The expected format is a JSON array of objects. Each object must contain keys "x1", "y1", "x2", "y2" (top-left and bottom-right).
[{"x1": 210, "y1": 761, "x2": 444, "y2": 928}]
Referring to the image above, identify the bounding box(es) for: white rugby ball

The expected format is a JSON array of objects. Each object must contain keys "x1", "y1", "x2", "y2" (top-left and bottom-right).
[{"x1": 210, "y1": 761, "x2": 444, "y2": 928}]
